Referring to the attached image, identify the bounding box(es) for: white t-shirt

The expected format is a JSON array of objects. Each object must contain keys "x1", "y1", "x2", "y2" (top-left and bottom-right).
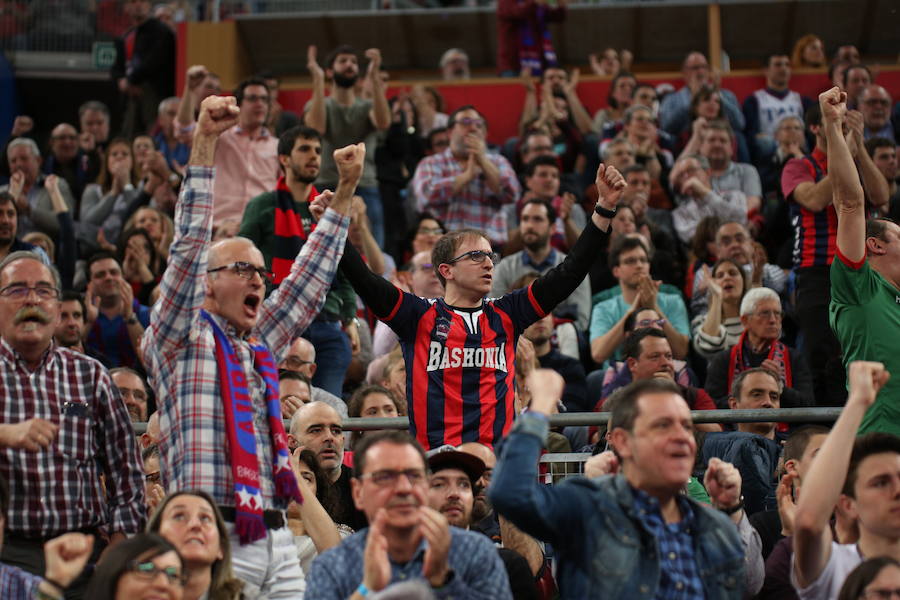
[{"x1": 790, "y1": 542, "x2": 862, "y2": 600}]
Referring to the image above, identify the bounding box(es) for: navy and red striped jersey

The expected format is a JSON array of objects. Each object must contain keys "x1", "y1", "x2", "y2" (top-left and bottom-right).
[
  {"x1": 784, "y1": 149, "x2": 835, "y2": 268},
  {"x1": 384, "y1": 284, "x2": 545, "y2": 450}
]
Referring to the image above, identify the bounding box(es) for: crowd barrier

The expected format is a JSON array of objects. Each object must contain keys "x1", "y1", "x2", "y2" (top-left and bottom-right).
[{"x1": 129, "y1": 407, "x2": 842, "y2": 435}]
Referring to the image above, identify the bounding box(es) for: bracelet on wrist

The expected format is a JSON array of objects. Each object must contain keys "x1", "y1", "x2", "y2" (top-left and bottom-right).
[
  {"x1": 356, "y1": 583, "x2": 369, "y2": 597},
  {"x1": 593, "y1": 204, "x2": 617, "y2": 219},
  {"x1": 718, "y1": 496, "x2": 744, "y2": 515}
]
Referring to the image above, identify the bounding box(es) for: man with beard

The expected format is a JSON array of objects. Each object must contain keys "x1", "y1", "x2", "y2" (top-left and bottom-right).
[
  {"x1": 426, "y1": 447, "x2": 540, "y2": 600},
  {"x1": 241, "y1": 126, "x2": 358, "y2": 395},
  {"x1": 110, "y1": 367, "x2": 150, "y2": 423},
  {"x1": 0, "y1": 251, "x2": 144, "y2": 597},
  {"x1": 305, "y1": 44, "x2": 390, "y2": 248},
  {"x1": 696, "y1": 120, "x2": 763, "y2": 218},
  {"x1": 492, "y1": 198, "x2": 591, "y2": 330}
]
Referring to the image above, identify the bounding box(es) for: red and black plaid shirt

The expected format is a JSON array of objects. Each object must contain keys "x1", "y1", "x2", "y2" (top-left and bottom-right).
[{"x1": 0, "y1": 339, "x2": 145, "y2": 538}]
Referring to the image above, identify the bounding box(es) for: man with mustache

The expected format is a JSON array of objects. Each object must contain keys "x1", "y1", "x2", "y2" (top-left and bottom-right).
[
  {"x1": 0, "y1": 251, "x2": 144, "y2": 598},
  {"x1": 305, "y1": 430, "x2": 512, "y2": 599},
  {"x1": 305, "y1": 44, "x2": 391, "y2": 248}
]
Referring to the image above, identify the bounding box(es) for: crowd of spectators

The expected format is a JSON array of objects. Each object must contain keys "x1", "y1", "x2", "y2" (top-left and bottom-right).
[{"x1": 1, "y1": 0, "x2": 900, "y2": 596}]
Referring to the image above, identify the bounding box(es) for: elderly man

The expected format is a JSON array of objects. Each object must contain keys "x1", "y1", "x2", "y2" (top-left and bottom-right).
[
  {"x1": 1, "y1": 139, "x2": 75, "y2": 239},
  {"x1": 0, "y1": 251, "x2": 144, "y2": 597},
  {"x1": 659, "y1": 51, "x2": 745, "y2": 136},
  {"x1": 670, "y1": 154, "x2": 747, "y2": 245},
  {"x1": 306, "y1": 430, "x2": 512, "y2": 599},
  {"x1": 141, "y1": 96, "x2": 360, "y2": 596},
  {"x1": 492, "y1": 370, "x2": 763, "y2": 598},
  {"x1": 439, "y1": 48, "x2": 470, "y2": 81},
  {"x1": 704, "y1": 287, "x2": 813, "y2": 408},
  {"x1": 859, "y1": 84, "x2": 895, "y2": 142},
  {"x1": 288, "y1": 401, "x2": 364, "y2": 530},
  {"x1": 824, "y1": 85, "x2": 900, "y2": 434},
  {"x1": 413, "y1": 105, "x2": 521, "y2": 247}
]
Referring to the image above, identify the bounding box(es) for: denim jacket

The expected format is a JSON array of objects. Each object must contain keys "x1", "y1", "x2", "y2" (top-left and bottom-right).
[{"x1": 490, "y1": 413, "x2": 752, "y2": 599}]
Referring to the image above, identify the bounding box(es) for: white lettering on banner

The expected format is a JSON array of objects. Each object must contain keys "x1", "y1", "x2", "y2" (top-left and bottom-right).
[{"x1": 426, "y1": 342, "x2": 508, "y2": 373}]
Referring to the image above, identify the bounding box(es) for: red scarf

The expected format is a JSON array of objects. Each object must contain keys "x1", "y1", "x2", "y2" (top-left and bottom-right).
[
  {"x1": 727, "y1": 331, "x2": 793, "y2": 391},
  {"x1": 272, "y1": 176, "x2": 317, "y2": 284}
]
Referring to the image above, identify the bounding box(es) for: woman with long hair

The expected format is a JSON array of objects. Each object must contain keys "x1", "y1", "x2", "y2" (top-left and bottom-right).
[
  {"x1": 118, "y1": 226, "x2": 163, "y2": 305},
  {"x1": 591, "y1": 71, "x2": 637, "y2": 136},
  {"x1": 146, "y1": 490, "x2": 243, "y2": 600},
  {"x1": 85, "y1": 533, "x2": 185, "y2": 600},
  {"x1": 691, "y1": 257, "x2": 750, "y2": 358},
  {"x1": 287, "y1": 449, "x2": 349, "y2": 574},
  {"x1": 80, "y1": 137, "x2": 141, "y2": 256}
]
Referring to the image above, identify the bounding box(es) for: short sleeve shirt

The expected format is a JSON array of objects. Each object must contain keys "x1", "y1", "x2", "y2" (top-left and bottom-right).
[
  {"x1": 790, "y1": 542, "x2": 861, "y2": 600},
  {"x1": 830, "y1": 251, "x2": 900, "y2": 435},
  {"x1": 307, "y1": 96, "x2": 378, "y2": 189}
]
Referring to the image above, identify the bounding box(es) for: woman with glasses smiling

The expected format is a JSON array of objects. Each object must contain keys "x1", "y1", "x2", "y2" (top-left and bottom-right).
[{"x1": 85, "y1": 533, "x2": 186, "y2": 599}]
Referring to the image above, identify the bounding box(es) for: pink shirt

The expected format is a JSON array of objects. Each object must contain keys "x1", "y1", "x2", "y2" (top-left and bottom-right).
[{"x1": 212, "y1": 126, "x2": 279, "y2": 225}]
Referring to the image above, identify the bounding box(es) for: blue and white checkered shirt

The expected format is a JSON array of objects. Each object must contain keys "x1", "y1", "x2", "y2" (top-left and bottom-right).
[{"x1": 632, "y1": 487, "x2": 705, "y2": 599}]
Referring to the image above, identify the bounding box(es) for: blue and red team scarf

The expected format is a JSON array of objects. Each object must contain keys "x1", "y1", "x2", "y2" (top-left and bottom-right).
[
  {"x1": 518, "y1": 3, "x2": 557, "y2": 76},
  {"x1": 201, "y1": 310, "x2": 302, "y2": 544}
]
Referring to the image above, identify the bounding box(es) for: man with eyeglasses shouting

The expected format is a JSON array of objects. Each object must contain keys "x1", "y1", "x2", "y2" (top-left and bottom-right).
[
  {"x1": 306, "y1": 430, "x2": 512, "y2": 599},
  {"x1": 141, "y1": 95, "x2": 363, "y2": 597},
  {"x1": 412, "y1": 105, "x2": 521, "y2": 248},
  {"x1": 0, "y1": 250, "x2": 145, "y2": 598},
  {"x1": 327, "y1": 162, "x2": 625, "y2": 450}
]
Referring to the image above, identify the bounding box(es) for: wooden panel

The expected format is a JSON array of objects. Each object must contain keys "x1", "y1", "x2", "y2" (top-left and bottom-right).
[{"x1": 183, "y1": 21, "x2": 252, "y2": 91}]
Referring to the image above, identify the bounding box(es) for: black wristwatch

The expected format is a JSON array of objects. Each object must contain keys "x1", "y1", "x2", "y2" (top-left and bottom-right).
[
  {"x1": 594, "y1": 204, "x2": 617, "y2": 219},
  {"x1": 719, "y1": 496, "x2": 744, "y2": 515}
]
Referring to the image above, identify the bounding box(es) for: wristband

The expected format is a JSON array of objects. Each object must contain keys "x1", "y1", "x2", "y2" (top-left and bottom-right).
[
  {"x1": 719, "y1": 496, "x2": 744, "y2": 515},
  {"x1": 356, "y1": 583, "x2": 369, "y2": 597},
  {"x1": 593, "y1": 204, "x2": 617, "y2": 219}
]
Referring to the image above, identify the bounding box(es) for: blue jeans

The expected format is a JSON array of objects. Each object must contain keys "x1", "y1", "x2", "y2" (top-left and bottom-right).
[
  {"x1": 304, "y1": 320, "x2": 351, "y2": 397},
  {"x1": 356, "y1": 185, "x2": 385, "y2": 249}
]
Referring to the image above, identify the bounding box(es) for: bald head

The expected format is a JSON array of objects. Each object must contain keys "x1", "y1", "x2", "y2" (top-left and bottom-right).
[
  {"x1": 290, "y1": 401, "x2": 344, "y2": 478},
  {"x1": 141, "y1": 411, "x2": 160, "y2": 449},
  {"x1": 281, "y1": 336, "x2": 316, "y2": 378}
]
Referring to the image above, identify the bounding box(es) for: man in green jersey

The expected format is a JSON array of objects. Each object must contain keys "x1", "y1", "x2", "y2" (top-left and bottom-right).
[{"x1": 826, "y1": 85, "x2": 900, "y2": 435}]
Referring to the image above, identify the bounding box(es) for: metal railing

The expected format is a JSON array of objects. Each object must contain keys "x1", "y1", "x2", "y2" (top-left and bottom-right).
[{"x1": 129, "y1": 407, "x2": 842, "y2": 434}]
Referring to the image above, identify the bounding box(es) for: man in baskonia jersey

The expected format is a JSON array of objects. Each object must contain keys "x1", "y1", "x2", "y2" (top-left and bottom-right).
[
  {"x1": 781, "y1": 101, "x2": 888, "y2": 406},
  {"x1": 824, "y1": 85, "x2": 900, "y2": 436},
  {"x1": 330, "y1": 164, "x2": 625, "y2": 450}
]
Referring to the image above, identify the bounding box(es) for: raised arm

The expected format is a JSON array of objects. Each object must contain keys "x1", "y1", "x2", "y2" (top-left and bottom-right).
[
  {"x1": 820, "y1": 87, "x2": 866, "y2": 263},
  {"x1": 793, "y1": 361, "x2": 889, "y2": 588},
  {"x1": 304, "y1": 46, "x2": 327, "y2": 135},
  {"x1": 365, "y1": 49, "x2": 391, "y2": 131},
  {"x1": 142, "y1": 96, "x2": 239, "y2": 358}
]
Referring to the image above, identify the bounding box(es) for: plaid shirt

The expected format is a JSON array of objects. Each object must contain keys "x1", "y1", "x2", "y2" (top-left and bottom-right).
[
  {"x1": 412, "y1": 148, "x2": 520, "y2": 245},
  {"x1": 0, "y1": 563, "x2": 41, "y2": 599},
  {"x1": 142, "y1": 166, "x2": 349, "y2": 509},
  {"x1": 0, "y1": 340, "x2": 144, "y2": 538},
  {"x1": 632, "y1": 488, "x2": 705, "y2": 599}
]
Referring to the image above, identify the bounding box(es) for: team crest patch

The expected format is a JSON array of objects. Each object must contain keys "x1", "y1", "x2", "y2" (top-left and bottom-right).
[{"x1": 435, "y1": 317, "x2": 451, "y2": 342}]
